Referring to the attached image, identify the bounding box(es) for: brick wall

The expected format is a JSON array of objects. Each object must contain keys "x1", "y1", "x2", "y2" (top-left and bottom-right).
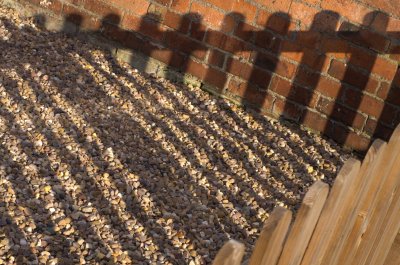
[{"x1": 8, "y1": 0, "x2": 400, "y2": 152}]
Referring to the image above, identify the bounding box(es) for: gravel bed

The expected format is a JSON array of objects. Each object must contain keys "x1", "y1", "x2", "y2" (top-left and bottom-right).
[{"x1": 0, "y1": 7, "x2": 353, "y2": 264}]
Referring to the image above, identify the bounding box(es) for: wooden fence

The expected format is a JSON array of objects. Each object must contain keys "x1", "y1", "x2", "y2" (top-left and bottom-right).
[{"x1": 212, "y1": 124, "x2": 400, "y2": 265}]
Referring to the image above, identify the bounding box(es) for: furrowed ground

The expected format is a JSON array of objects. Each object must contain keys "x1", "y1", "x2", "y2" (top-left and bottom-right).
[{"x1": 0, "y1": 7, "x2": 353, "y2": 265}]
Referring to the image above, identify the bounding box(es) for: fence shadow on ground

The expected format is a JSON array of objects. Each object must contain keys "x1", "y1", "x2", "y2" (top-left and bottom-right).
[{"x1": 0, "y1": 6, "x2": 397, "y2": 265}]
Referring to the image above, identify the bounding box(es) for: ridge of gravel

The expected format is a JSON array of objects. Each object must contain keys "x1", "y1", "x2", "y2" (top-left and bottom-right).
[{"x1": 0, "y1": 6, "x2": 354, "y2": 265}]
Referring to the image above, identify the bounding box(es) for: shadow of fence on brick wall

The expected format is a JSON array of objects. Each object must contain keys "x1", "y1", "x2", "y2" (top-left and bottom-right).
[{"x1": 49, "y1": 9, "x2": 400, "y2": 153}]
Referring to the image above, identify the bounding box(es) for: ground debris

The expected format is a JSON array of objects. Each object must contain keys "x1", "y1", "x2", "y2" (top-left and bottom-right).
[{"x1": 0, "y1": 6, "x2": 353, "y2": 265}]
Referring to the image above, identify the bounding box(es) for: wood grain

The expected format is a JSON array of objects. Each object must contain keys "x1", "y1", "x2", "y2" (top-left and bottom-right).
[
  {"x1": 248, "y1": 207, "x2": 292, "y2": 265},
  {"x1": 277, "y1": 181, "x2": 329, "y2": 265}
]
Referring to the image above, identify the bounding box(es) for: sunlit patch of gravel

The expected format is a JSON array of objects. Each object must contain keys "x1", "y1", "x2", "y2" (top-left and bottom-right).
[{"x1": 0, "y1": 6, "x2": 353, "y2": 264}]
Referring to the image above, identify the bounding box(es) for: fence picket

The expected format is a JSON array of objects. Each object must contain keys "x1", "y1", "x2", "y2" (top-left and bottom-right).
[
  {"x1": 383, "y1": 232, "x2": 400, "y2": 265},
  {"x1": 366, "y1": 177, "x2": 400, "y2": 265},
  {"x1": 351, "y1": 126, "x2": 400, "y2": 265},
  {"x1": 277, "y1": 181, "x2": 329, "y2": 265},
  {"x1": 299, "y1": 158, "x2": 361, "y2": 265},
  {"x1": 324, "y1": 140, "x2": 388, "y2": 265},
  {"x1": 248, "y1": 207, "x2": 292, "y2": 265},
  {"x1": 212, "y1": 240, "x2": 245, "y2": 265},
  {"x1": 334, "y1": 140, "x2": 387, "y2": 265}
]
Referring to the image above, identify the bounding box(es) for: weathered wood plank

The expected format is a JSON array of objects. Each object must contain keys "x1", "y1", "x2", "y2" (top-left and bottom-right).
[
  {"x1": 248, "y1": 207, "x2": 292, "y2": 265},
  {"x1": 383, "y1": 231, "x2": 400, "y2": 265},
  {"x1": 300, "y1": 158, "x2": 361, "y2": 265},
  {"x1": 334, "y1": 140, "x2": 387, "y2": 265},
  {"x1": 212, "y1": 240, "x2": 245, "y2": 265},
  {"x1": 366, "y1": 179, "x2": 400, "y2": 265},
  {"x1": 277, "y1": 181, "x2": 329, "y2": 265},
  {"x1": 350, "y1": 125, "x2": 400, "y2": 265}
]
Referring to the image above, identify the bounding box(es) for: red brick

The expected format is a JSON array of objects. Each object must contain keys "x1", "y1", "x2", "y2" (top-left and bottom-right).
[
  {"x1": 364, "y1": 118, "x2": 394, "y2": 141},
  {"x1": 186, "y1": 59, "x2": 207, "y2": 79},
  {"x1": 316, "y1": 97, "x2": 366, "y2": 129},
  {"x1": 205, "y1": 30, "x2": 225, "y2": 47},
  {"x1": 123, "y1": 31, "x2": 146, "y2": 50},
  {"x1": 303, "y1": 111, "x2": 329, "y2": 132},
  {"x1": 302, "y1": 51, "x2": 329, "y2": 72},
  {"x1": 220, "y1": 14, "x2": 237, "y2": 34},
  {"x1": 281, "y1": 43, "x2": 328, "y2": 71},
  {"x1": 310, "y1": 10, "x2": 340, "y2": 32},
  {"x1": 371, "y1": 12, "x2": 400, "y2": 38},
  {"x1": 227, "y1": 57, "x2": 274, "y2": 89},
  {"x1": 371, "y1": 57, "x2": 398, "y2": 82},
  {"x1": 190, "y1": 21, "x2": 207, "y2": 41},
  {"x1": 163, "y1": 51, "x2": 186, "y2": 69},
  {"x1": 280, "y1": 41, "x2": 303, "y2": 62},
  {"x1": 273, "y1": 98, "x2": 304, "y2": 121},
  {"x1": 111, "y1": 0, "x2": 149, "y2": 16},
  {"x1": 315, "y1": 76, "x2": 342, "y2": 98},
  {"x1": 248, "y1": 67, "x2": 273, "y2": 89},
  {"x1": 63, "y1": 4, "x2": 100, "y2": 30},
  {"x1": 344, "y1": 131, "x2": 371, "y2": 152},
  {"x1": 147, "y1": 3, "x2": 167, "y2": 21},
  {"x1": 227, "y1": 78, "x2": 246, "y2": 97},
  {"x1": 83, "y1": 0, "x2": 122, "y2": 18},
  {"x1": 389, "y1": 43, "x2": 400, "y2": 63},
  {"x1": 295, "y1": 31, "x2": 321, "y2": 49},
  {"x1": 208, "y1": 49, "x2": 226, "y2": 68},
  {"x1": 190, "y1": 1, "x2": 225, "y2": 29},
  {"x1": 122, "y1": 13, "x2": 141, "y2": 31},
  {"x1": 226, "y1": 58, "x2": 250, "y2": 79},
  {"x1": 122, "y1": 14, "x2": 165, "y2": 41},
  {"x1": 100, "y1": 22, "x2": 128, "y2": 42},
  {"x1": 227, "y1": 79, "x2": 274, "y2": 110},
  {"x1": 256, "y1": 10, "x2": 293, "y2": 36},
  {"x1": 348, "y1": 46, "x2": 398, "y2": 81},
  {"x1": 270, "y1": 76, "x2": 316, "y2": 106},
  {"x1": 377, "y1": 83, "x2": 400, "y2": 106},
  {"x1": 376, "y1": 81, "x2": 391, "y2": 101},
  {"x1": 254, "y1": 30, "x2": 275, "y2": 50},
  {"x1": 234, "y1": 21, "x2": 257, "y2": 42},
  {"x1": 379, "y1": 103, "x2": 400, "y2": 126},
  {"x1": 342, "y1": 88, "x2": 384, "y2": 118},
  {"x1": 319, "y1": 37, "x2": 350, "y2": 60},
  {"x1": 252, "y1": 0, "x2": 292, "y2": 12},
  {"x1": 206, "y1": 32, "x2": 250, "y2": 59},
  {"x1": 206, "y1": 0, "x2": 233, "y2": 11},
  {"x1": 149, "y1": 49, "x2": 174, "y2": 65},
  {"x1": 164, "y1": 11, "x2": 190, "y2": 33},
  {"x1": 204, "y1": 67, "x2": 228, "y2": 89},
  {"x1": 328, "y1": 60, "x2": 379, "y2": 94},
  {"x1": 231, "y1": 0, "x2": 257, "y2": 22},
  {"x1": 165, "y1": 32, "x2": 207, "y2": 60},
  {"x1": 250, "y1": 52, "x2": 296, "y2": 79},
  {"x1": 289, "y1": 1, "x2": 320, "y2": 29},
  {"x1": 171, "y1": 0, "x2": 190, "y2": 13},
  {"x1": 362, "y1": 0, "x2": 400, "y2": 19},
  {"x1": 321, "y1": 0, "x2": 374, "y2": 26},
  {"x1": 293, "y1": 67, "x2": 321, "y2": 88},
  {"x1": 338, "y1": 21, "x2": 390, "y2": 53}
]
